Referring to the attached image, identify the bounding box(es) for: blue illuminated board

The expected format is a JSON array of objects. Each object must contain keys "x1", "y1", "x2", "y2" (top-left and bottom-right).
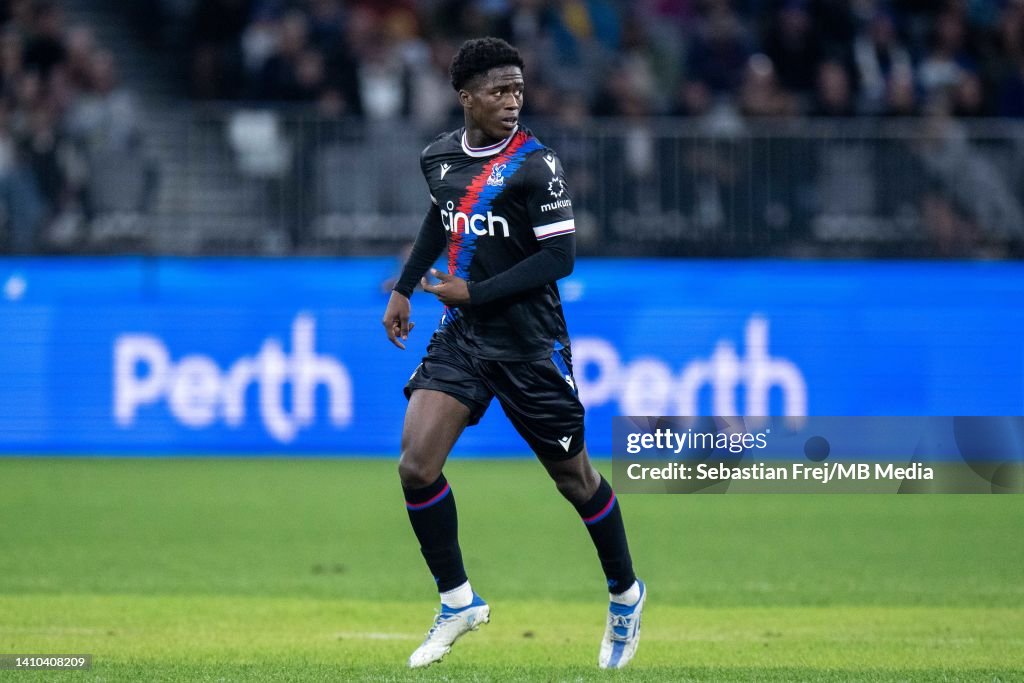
[{"x1": 0, "y1": 258, "x2": 1020, "y2": 455}]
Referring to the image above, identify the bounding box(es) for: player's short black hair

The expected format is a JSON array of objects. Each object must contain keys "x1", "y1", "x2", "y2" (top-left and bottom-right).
[{"x1": 449, "y1": 37, "x2": 524, "y2": 91}]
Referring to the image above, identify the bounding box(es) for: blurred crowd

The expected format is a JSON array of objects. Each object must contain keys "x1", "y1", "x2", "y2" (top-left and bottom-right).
[
  {"x1": 172, "y1": 0, "x2": 1024, "y2": 256},
  {"x1": 1, "y1": 0, "x2": 1016, "y2": 256},
  {"x1": 181, "y1": 0, "x2": 1024, "y2": 123},
  {"x1": 0, "y1": 0, "x2": 146, "y2": 252}
]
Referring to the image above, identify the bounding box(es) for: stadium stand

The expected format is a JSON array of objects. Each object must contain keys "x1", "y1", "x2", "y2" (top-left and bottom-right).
[{"x1": 1, "y1": 0, "x2": 1022, "y2": 256}]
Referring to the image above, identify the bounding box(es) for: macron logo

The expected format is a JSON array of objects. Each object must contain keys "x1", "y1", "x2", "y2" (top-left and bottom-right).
[
  {"x1": 543, "y1": 154, "x2": 557, "y2": 174},
  {"x1": 440, "y1": 163, "x2": 451, "y2": 179},
  {"x1": 558, "y1": 435, "x2": 573, "y2": 452}
]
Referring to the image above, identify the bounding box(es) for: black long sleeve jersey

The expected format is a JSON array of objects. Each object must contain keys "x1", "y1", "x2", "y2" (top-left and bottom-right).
[{"x1": 394, "y1": 126, "x2": 577, "y2": 361}]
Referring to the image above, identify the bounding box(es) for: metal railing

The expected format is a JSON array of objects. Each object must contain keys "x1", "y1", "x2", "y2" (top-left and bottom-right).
[{"x1": 12, "y1": 109, "x2": 1024, "y2": 258}]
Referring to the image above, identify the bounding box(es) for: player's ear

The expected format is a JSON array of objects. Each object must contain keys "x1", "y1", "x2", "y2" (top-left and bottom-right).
[{"x1": 459, "y1": 89, "x2": 472, "y2": 108}]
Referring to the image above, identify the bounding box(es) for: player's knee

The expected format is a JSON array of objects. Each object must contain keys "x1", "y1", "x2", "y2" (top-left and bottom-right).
[
  {"x1": 552, "y1": 469, "x2": 590, "y2": 505},
  {"x1": 398, "y1": 454, "x2": 438, "y2": 489}
]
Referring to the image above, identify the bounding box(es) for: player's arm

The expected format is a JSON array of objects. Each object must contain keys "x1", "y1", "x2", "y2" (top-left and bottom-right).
[
  {"x1": 383, "y1": 203, "x2": 445, "y2": 349},
  {"x1": 466, "y1": 234, "x2": 574, "y2": 305},
  {"x1": 468, "y1": 148, "x2": 576, "y2": 305},
  {"x1": 423, "y1": 233, "x2": 573, "y2": 306},
  {"x1": 393, "y1": 203, "x2": 446, "y2": 297}
]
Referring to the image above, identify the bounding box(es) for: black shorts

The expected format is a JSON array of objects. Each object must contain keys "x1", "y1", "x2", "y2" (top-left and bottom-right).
[{"x1": 404, "y1": 329, "x2": 585, "y2": 461}]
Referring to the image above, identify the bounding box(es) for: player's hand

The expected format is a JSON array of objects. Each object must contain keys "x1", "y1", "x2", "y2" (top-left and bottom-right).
[
  {"x1": 382, "y1": 290, "x2": 415, "y2": 350},
  {"x1": 421, "y1": 268, "x2": 471, "y2": 307}
]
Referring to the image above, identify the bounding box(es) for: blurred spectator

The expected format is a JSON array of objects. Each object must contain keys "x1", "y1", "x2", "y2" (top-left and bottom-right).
[
  {"x1": 64, "y1": 25, "x2": 95, "y2": 93},
  {"x1": 998, "y1": 0, "x2": 1024, "y2": 65},
  {"x1": 633, "y1": 0, "x2": 698, "y2": 30},
  {"x1": 0, "y1": 105, "x2": 45, "y2": 251},
  {"x1": 191, "y1": 0, "x2": 251, "y2": 99},
  {"x1": 761, "y1": 1, "x2": 821, "y2": 95},
  {"x1": 240, "y1": 9, "x2": 279, "y2": 89},
  {"x1": 65, "y1": 47, "x2": 156, "y2": 222},
  {"x1": 738, "y1": 53, "x2": 799, "y2": 117},
  {"x1": 884, "y1": 63, "x2": 919, "y2": 116},
  {"x1": 0, "y1": 28, "x2": 23, "y2": 96},
  {"x1": 951, "y1": 70, "x2": 985, "y2": 117},
  {"x1": 914, "y1": 107, "x2": 1024, "y2": 247},
  {"x1": 66, "y1": 49, "x2": 141, "y2": 153},
  {"x1": 592, "y1": 61, "x2": 652, "y2": 117},
  {"x1": 18, "y1": 96, "x2": 82, "y2": 232},
  {"x1": 22, "y1": 1, "x2": 66, "y2": 83},
  {"x1": 917, "y1": 9, "x2": 977, "y2": 105},
  {"x1": 812, "y1": 60, "x2": 855, "y2": 116},
  {"x1": 673, "y1": 77, "x2": 746, "y2": 137},
  {"x1": 406, "y1": 37, "x2": 457, "y2": 130},
  {"x1": 308, "y1": 0, "x2": 347, "y2": 52},
  {"x1": 996, "y1": 0, "x2": 1024, "y2": 116},
  {"x1": 547, "y1": 0, "x2": 621, "y2": 64},
  {"x1": 685, "y1": 1, "x2": 753, "y2": 95},
  {"x1": 350, "y1": 8, "x2": 415, "y2": 120},
  {"x1": 492, "y1": 0, "x2": 550, "y2": 47},
  {"x1": 675, "y1": 78, "x2": 712, "y2": 116},
  {"x1": 852, "y1": 10, "x2": 912, "y2": 114},
  {"x1": 808, "y1": 0, "x2": 856, "y2": 60},
  {"x1": 1, "y1": 0, "x2": 35, "y2": 34},
  {"x1": 259, "y1": 10, "x2": 319, "y2": 101},
  {"x1": 616, "y1": 9, "x2": 676, "y2": 113},
  {"x1": 171, "y1": 0, "x2": 1024, "y2": 127},
  {"x1": 0, "y1": 0, "x2": 153, "y2": 252},
  {"x1": 540, "y1": 0, "x2": 622, "y2": 96}
]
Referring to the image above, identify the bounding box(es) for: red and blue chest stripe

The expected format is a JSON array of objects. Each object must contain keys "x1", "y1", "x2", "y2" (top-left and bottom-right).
[{"x1": 446, "y1": 131, "x2": 543, "y2": 282}]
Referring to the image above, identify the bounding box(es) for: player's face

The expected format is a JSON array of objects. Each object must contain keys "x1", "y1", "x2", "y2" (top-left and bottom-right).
[{"x1": 462, "y1": 66, "x2": 525, "y2": 143}]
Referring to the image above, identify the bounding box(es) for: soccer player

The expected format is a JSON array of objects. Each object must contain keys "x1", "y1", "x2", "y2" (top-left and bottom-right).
[{"x1": 382, "y1": 37, "x2": 645, "y2": 670}]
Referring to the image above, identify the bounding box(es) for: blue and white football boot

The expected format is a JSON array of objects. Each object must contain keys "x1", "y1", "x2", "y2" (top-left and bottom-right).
[
  {"x1": 598, "y1": 579, "x2": 646, "y2": 669},
  {"x1": 407, "y1": 593, "x2": 490, "y2": 668}
]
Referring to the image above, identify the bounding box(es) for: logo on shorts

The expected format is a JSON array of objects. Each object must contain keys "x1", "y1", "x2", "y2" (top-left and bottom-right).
[
  {"x1": 440, "y1": 163, "x2": 451, "y2": 179},
  {"x1": 558, "y1": 435, "x2": 573, "y2": 452}
]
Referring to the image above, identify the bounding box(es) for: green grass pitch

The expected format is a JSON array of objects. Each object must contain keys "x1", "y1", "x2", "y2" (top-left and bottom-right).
[{"x1": 0, "y1": 457, "x2": 1022, "y2": 682}]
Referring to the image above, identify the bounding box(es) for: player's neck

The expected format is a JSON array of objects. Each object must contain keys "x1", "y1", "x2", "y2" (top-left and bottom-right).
[{"x1": 463, "y1": 124, "x2": 509, "y2": 150}]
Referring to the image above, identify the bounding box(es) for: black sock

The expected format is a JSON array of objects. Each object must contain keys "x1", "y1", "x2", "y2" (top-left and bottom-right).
[
  {"x1": 575, "y1": 476, "x2": 636, "y2": 594},
  {"x1": 404, "y1": 474, "x2": 468, "y2": 593}
]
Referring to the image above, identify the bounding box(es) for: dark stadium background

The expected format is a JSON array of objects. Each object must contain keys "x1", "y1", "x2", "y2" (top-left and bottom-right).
[
  {"x1": 0, "y1": 1, "x2": 1021, "y2": 681},
  {"x1": 2, "y1": 0, "x2": 1023, "y2": 257}
]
